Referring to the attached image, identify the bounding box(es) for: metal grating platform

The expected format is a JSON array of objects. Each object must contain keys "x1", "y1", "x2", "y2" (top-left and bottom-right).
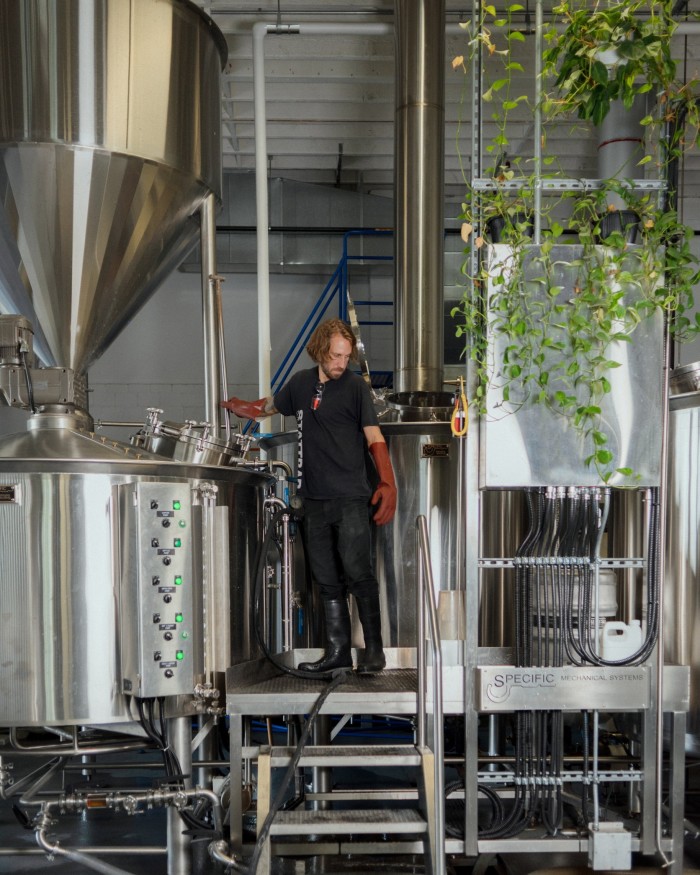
[{"x1": 226, "y1": 662, "x2": 418, "y2": 716}]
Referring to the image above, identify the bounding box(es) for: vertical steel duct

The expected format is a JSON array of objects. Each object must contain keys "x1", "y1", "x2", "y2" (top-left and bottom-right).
[
  {"x1": 393, "y1": 0, "x2": 446, "y2": 393},
  {"x1": 599, "y1": 96, "x2": 647, "y2": 618},
  {"x1": 597, "y1": 97, "x2": 646, "y2": 209}
]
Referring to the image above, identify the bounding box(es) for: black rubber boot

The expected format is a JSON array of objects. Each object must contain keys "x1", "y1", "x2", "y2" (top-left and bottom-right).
[
  {"x1": 355, "y1": 593, "x2": 386, "y2": 675},
  {"x1": 298, "y1": 598, "x2": 353, "y2": 674}
]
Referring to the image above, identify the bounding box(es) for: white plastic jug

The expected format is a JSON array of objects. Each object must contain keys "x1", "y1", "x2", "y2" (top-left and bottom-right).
[{"x1": 599, "y1": 620, "x2": 642, "y2": 660}]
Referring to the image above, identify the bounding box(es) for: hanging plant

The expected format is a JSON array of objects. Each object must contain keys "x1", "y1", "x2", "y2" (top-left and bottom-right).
[
  {"x1": 452, "y1": 0, "x2": 700, "y2": 482},
  {"x1": 542, "y1": 0, "x2": 700, "y2": 135}
]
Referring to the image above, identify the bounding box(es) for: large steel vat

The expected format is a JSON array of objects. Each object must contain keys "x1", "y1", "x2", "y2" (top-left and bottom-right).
[
  {"x1": 0, "y1": 0, "x2": 226, "y2": 377},
  {"x1": 0, "y1": 420, "x2": 272, "y2": 727}
]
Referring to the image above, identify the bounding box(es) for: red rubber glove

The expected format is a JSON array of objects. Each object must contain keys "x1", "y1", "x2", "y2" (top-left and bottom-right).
[
  {"x1": 219, "y1": 396, "x2": 268, "y2": 419},
  {"x1": 369, "y1": 441, "x2": 397, "y2": 526}
]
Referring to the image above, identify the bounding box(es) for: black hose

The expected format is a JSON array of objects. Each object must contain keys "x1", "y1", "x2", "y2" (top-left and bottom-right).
[
  {"x1": 133, "y1": 698, "x2": 215, "y2": 834},
  {"x1": 444, "y1": 778, "x2": 506, "y2": 837},
  {"x1": 572, "y1": 488, "x2": 660, "y2": 667},
  {"x1": 20, "y1": 349, "x2": 37, "y2": 413},
  {"x1": 245, "y1": 671, "x2": 348, "y2": 874},
  {"x1": 252, "y1": 503, "x2": 348, "y2": 680}
]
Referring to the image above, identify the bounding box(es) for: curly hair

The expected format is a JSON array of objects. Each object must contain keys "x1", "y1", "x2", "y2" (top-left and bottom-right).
[{"x1": 306, "y1": 319, "x2": 358, "y2": 364}]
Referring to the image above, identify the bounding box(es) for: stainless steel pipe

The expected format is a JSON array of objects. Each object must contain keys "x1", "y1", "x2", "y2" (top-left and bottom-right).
[{"x1": 393, "y1": 0, "x2": 446, "y2": 393}]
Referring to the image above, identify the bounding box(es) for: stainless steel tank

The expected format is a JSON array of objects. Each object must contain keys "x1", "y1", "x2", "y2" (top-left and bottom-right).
[
  {"x1": 374, "y1": 421, "x2": 462, "y2": 646},
  {"x1": 262, "y1": 421, "x2": 463, "y2": 649},
  {"x1": 479, "y1": 490, "x2": 525, "y2": 647},
  {"x1": 0, "y1": 418, "x2": 273, "y2": 727},
  {"x1": 0, "y1": 0, "x2": 241, "y2": 727},
  {"x1": 0, "y1": 0, "x2": 227, "y2": 377},
  {"x1": 665, "y1": 369, "x2": 700, "y2": 753}
]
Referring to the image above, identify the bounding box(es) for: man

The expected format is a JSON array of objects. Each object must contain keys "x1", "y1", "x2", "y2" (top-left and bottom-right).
[{"x1": 220, "y1": 318, "x2": 396, "y2": 675}]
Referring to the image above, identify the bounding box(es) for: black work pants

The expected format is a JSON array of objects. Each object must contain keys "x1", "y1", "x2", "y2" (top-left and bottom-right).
[{"x1": 302, "y1": 497, "x2": 379, "y2": 601}]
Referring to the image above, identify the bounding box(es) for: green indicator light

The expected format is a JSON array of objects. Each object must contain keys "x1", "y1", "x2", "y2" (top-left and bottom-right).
[
  {"x1": 175, "y1": 612, "x2": 183, "y2": 623},
  {"x1": 176, "y1": 650, "x2": 184, "y2": 661},
  {"x1": 179, "y1": 520, "x2": 187, "y2": 528},
  {"x1": 174, "y1": 575, "x2": 183, "y2": 586},
  {"x1": 173, "y1": 500, "x2": 181, "y2": 510},
  {"x1": 181, "y1": 631, "x2": 189, "y2": 640},
  {"x1": 174, "y1": 538, "x2": 182, "y2": 548}
]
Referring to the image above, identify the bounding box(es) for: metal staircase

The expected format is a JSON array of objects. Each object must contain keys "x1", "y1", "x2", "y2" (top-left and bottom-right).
[
  {"x1": 255, "y1": 738, "x2": 437, "y2": 873},
  {"x1": 225, "y1": 517, "x2": 446, "y2": 874}
]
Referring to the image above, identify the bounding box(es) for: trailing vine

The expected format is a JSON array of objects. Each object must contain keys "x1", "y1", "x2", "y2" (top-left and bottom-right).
[
  {"x1": 542, "y1": 0, "x2": 700, "y2": 133},
  {"x1": 452, "y1": 0, "x2": 700, "y2": 482}
]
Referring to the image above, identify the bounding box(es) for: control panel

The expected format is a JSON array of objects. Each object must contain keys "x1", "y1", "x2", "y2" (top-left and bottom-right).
[{"x1": 118, "y1": 482, "x2": 195, "y2": 698}]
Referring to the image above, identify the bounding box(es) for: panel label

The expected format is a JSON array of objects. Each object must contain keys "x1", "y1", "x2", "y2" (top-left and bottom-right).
[
  {"x1": 421, "y1": 443, "x2": 450, "y2": 459},
  {"x1": 477, "y1": 665, "x2": 650, "y2": 711}
]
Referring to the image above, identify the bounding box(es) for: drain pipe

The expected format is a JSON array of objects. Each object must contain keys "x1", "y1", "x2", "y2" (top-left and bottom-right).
[
  {"x1": 35, "y1": 824, "x2": 136, "y2": 875},
  {"x1": 167, "y1": 716, "x2": 193, "y2": 875}
]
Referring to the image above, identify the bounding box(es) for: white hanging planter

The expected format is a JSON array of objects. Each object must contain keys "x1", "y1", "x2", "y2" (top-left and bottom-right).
[{"x1": 595, "y1": 46, "x2": 621, "y2": 68}]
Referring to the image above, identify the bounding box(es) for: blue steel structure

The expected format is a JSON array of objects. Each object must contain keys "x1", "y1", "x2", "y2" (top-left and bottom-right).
[
  {"x1": 272, "y1": 229, "x2": 393, "y2": 394},
  {"x1": 244, "y1": 229, "x2": 393, "y2": 434}
]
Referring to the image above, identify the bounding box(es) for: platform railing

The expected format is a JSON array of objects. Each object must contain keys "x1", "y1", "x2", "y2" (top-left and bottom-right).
[{"x1": 416, "y1": 514, "x2": 446, "y2": 874}]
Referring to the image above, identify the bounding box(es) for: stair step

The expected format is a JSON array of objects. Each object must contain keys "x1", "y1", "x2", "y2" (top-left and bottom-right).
[
  {"x1": 307, "y1": 788, "x2": 419, "y2": 802},
  {"x1": 265, "y1": 744, "x2": 422, "y2": 768},
  {"x1": 269, "y1": 808, "x2": 428, "y2": 836},
  {"x1": 272, "y1": 839, "x2": 425, "y2": 857}
]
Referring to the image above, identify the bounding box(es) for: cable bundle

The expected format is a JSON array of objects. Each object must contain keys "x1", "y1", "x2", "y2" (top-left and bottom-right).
[
  {"x1": 135, "y1": 697, "x2": 217, "y2": 836},
  {"x1": 477, "y1": 485, "x2": 659, "y2": 839}
]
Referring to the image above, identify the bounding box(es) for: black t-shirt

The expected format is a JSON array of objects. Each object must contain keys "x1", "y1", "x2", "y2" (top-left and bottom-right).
[{"x1": 274, "y1": 367, "x2": 379, "y2": 499}]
